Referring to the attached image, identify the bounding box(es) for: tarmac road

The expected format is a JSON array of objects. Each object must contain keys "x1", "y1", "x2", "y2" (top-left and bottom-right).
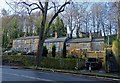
[{"x1": 1, "y1": 66, "x2": 119, "y2": 83}]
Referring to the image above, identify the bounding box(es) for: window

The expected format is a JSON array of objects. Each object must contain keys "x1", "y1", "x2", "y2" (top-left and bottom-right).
[
  {"x1": 33, "y1": 39, "x2": 35, "y2": 42},
  {"x1": 66, "y1": 44, "x2": 70, "y2": 47},
  {"x1": 92, "y1": 42, "x2": 102, "y2": 51}
]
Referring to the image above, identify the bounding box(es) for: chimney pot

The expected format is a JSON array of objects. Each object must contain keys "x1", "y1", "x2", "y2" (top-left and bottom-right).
[
  {"x1": 23, "y1": 32, "x2": 26, "y2": 38},
  {"x1": 55, "y1": 32, "x2": 58, "y2": 38},
  {"x1": 89, "y1": 31, "x2": 92, "y2": 39}
]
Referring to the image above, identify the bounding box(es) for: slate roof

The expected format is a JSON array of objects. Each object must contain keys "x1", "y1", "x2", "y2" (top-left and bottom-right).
[
  {"x1": 67, "y1": 38, "x2": 91, "y2": 43},
  {"x1": 16, "y1": 36, "x2": 67, "y2": 42},
  {"x1": 45, "y1": 37, "x2": 67, "y2": 43},
  {"x1": 92, "y1": 38, "x2": 104, "y2": 42},
  {"x1": 16, "y1": 36, "x2": 39, "y2": 40},
  {"x1": 15, "y1": 36, "x2": 104, "y2": 43},
  {"x1": 67, "y1": 38, "x2": 104, "y2": 43}
]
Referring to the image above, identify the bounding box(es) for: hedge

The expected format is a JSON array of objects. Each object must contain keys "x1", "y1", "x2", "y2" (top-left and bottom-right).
[
  {"x1": 2, "y1": 55, "x2": 85, "y2": 70},
  {"x1": 112, "y1": 40, "x2": 120, "y2": 68},
  {"x1": 2, "y1": 55, "x2": 35, "y2": 66},
  {"x1": 40, "y1": 57, "x2": 85, "y2": 70}
]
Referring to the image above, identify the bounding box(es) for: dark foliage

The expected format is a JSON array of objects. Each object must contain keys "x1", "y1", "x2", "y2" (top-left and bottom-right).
[
  {"x1": 42, "y1": 46, "x2": 48, "y2": 57},
  {"x1": 62, "y1": 42, "x2": 66, "y2": 58},
  {"x1": 52, "y1": 44, "x2": 56, "y2": 57}
]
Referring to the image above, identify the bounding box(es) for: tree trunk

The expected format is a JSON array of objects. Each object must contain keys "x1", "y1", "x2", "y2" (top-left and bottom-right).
[
  {"x1": 109, "y1": 21, "x2": 112, "y2": 35},
  {"x1": 36, "y1": 2, "x2": 48, "y2": 68},
  {"x1": 92, "y1": 16, "x2": 96, "y2": 32},
  {"x1": 36, "y1": 39, "x2": 44, "y2": 67},
  {"x1": 76, "y1": 29, "x2": 79, "y2": 38},
  {"x1": 117, "y1": 18, "x2": 120, "y2": 45},
  {"x1": 101, "y1": 21, "x2": 106, "y2": 36},
  {"x1": 70, "y1": 31, "x2": 73, "y2": 39},
  {"x1": 76, "y1": 23, "x2": 80, "y2": 38},
  {"x1": 86, "y1": 21, "x2": 88, "y2": 33},
  {"x1": 117, "y1": 2, "x2": 120, "y2": 40},
  {"x1": 97, "y1": 21, "x2": 100, "y2": 33},
  {"x1": 70, "y1": 27, "x2": 75, "y2": 39}
]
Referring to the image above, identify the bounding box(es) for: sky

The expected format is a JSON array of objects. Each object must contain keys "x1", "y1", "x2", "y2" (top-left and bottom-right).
[
  {"x1": 0, "y1": 0, "x2": 9, "y2": 11},
  {"x1": 0, "y1": 0, "x2": 120, "y2": 13},
  {"x1": 0, "y1": 0, "x2": 11, "y2": 16}
]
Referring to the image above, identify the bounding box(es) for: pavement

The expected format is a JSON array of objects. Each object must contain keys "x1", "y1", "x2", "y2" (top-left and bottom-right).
[
  {"x1": 24, "y1": 66, "x2": 120, "y2": 80},
  {"x1": 1, "y1": 66, "x2": 120, "y2": 83}
]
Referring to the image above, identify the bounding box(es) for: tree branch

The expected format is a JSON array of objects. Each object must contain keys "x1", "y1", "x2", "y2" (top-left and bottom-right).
[
  {"x1": 28, "y1": 7, "x2": 40, "y2": 15},
  {"x1": 19, "y1": 1, "x2": 44, "y2": 13},
  {"x1": 5, "y1": 0, "x2": 26, "y2": 15},
  {"x1": 38, "y1": 0, "x2": 44, "y2": 10},
  {"x1": 48, "y1": 6, "x2": 54, "y2": 10},
  {"x1": 44, "y1": 1, "x2": 70, "y2": 38}
]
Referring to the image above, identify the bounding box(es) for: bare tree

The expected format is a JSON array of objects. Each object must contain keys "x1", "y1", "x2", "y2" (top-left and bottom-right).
[
  {"x1": 75, "y1": 3, "x2": 89, "y2": 38},
  {"x1": 118, "y1": 2, "x2": 120, "y2": 40},
  {"x1": 91, "y1": 3, "x2": 101, "y2": 33},
  {"x1": 17, "y1": 0, "x2": 70, "y2": 68},
  {"x1": 113, "y1": 1, "x2": 120, "y2": 40},
  {"x1": 63, "y1": 2, "x2": 79, "y2": 38},
  {"x1": 99, "y1": 5, "x2": 106, "y2": 36}
]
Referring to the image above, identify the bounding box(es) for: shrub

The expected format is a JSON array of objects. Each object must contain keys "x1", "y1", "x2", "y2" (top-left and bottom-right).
[
  {"x1": 40, "y1": 57, "x2": 85, "y2": 70},
  {"x1": 62, "y1": 42, "x2": 66, "y2": 58},
  {"x1": 2, "y1": 55, "x2": 85, "y2": 70},
  {"x1": 112, "y1": 40, "x2": 120, "y2": 68},
  {"x1": 42, "y1": 46, "x2": 48, "y2": 57},
  {"x1": 66, "y1": 54, "x2": 77, "y2": 58},
  {"x1": 2, "y1": 55, "x2": 35, "y2": 66},
  {"x1": 52, "y1": 44, "x2": 56, "y2": 57}
]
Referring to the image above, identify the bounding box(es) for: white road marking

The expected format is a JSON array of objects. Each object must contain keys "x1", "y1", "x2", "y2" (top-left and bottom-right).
[
  {"x1": 112, "y1": 78, "x2": 120, "y2": 81},
  {"x1": 3, "y1": 72, "x2": 53, "y2": 81}
]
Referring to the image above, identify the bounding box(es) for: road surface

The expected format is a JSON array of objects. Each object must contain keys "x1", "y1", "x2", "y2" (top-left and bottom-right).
[{"x1": 1, "y1": 66, "x2": 119, "y2": 83}]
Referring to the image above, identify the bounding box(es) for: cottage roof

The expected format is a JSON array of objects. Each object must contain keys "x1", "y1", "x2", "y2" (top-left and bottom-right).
[
  {"x1": 92, "y1": 38, "x2": 104, "y2": 42},
  {"x1": 15, "y1": 36, "x2": 67, "y2": 42},
  {"x1": 67, "y1": 38, "x2": 104, "y2": 43},
  {"x1": 67, "y1": 38, "x2": 91, "y2": 43},
  {"x1": 45, "y1": 37, "x2": 67, "y2": 43},
  {"x1": 16, "y1": 36, "x2": 39, "y2": 40},
  {"x1": 15, "y1": 36, "x2": 104, "y2": 43}
]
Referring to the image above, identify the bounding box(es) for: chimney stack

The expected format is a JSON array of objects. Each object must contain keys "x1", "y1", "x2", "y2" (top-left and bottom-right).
[
  {"x1": 54, "y1": 31, "x2": 58, "y2": 38},
  {"x1": 23, "y1": 32, "x2": 26, "y2": 38},
  {"x1": 89, "y1": 31, "x2": 92, "y2": 39},
  {"x1": 80, "y1": 32, "x2": 82, "y2": 38}
]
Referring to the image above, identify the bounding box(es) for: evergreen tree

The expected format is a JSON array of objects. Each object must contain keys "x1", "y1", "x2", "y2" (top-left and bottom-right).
[
  {"x1": 49, "y1": 24, "x2": 55, "y2": 37},
  {"x1": 36, "y1": 16, "x2": 42, "y2": 35},
  {"x1": 52, "y1": 44, "x2": 56, "y2": 57},
  {"x1": 11, "y1": 16, "x2": 19, "y2": 39},
  {"x1": 62, "y1": 42, "x2": 66, "y2": 58},
  {"x1": 42, "y1": 46, "x2": 48, "y2": 57},
  {"x1": 55, "y1": 17, "x2": 67, "y2": 37}
]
